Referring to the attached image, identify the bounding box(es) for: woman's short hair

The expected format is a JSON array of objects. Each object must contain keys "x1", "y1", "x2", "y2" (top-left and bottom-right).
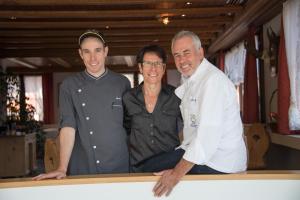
[{"x1": 136, "y1": 44, "x2": 167, "y2": 64}]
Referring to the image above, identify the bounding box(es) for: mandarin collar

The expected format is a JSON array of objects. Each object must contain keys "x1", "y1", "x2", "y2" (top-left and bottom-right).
[{"x1": 83, "y1": 68, "x2": 108, "y2": 81}]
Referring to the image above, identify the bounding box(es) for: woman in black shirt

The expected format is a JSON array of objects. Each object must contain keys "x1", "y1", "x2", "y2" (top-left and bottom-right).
[{"x1": 123, "y1": 44, "x2": 182, "y2": 172}]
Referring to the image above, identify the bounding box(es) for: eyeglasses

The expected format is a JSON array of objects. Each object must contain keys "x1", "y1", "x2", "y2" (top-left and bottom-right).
[{"x1": 142, "y1": 61, "x2": 165, "y2": 68}]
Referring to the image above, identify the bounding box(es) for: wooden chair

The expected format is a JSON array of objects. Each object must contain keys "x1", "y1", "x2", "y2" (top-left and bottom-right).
[
  {"x1": 244, "y1": 123, "x2": 270, "y2": 169},
  {"x1": 44, "y1": 137, "x2": 60, "y2": 173}
]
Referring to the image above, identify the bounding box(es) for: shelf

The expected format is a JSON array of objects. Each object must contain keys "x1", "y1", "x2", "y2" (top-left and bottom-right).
[{"x1": 270, "y1": 132, "x2": 300, "y2": 150}]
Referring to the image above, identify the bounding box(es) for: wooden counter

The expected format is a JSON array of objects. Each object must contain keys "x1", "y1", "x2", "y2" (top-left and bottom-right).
[{"x1": 0, "y1": 171, "x2": 300, "y2": 200}]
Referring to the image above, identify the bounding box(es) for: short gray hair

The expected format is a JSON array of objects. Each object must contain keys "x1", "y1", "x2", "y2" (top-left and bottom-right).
[{"x1": 171, "y1": 30, "x2": 202, "y2": 51}]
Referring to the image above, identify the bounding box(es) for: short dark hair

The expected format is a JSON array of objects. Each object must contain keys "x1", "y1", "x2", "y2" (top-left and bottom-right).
[
  {"x1": 78, "y1": 29, "x2": 106, "y2": 47},
  {"x1": 136, "y1": 44, "x2": 167, "y2": 64}
]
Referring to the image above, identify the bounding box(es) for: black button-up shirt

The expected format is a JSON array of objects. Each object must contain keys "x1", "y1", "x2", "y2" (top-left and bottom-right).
[
  {"x1": 59, "y1": 70, "x2": 130, "y2": 175},
  {"x1": 123, "y1": 83, "x2": 182, "y2": 167}
]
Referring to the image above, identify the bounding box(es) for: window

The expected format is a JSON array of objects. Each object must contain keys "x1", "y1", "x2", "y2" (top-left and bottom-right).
[
  {"x1": 138, "y1": 73, "x2": 144, "y2": 84},
  {"x1": 6, "y1": 75, "x2": 44, "y2": 121},
  {"x1": 122, "y1": 73, "x2": 134, "y2": 88},
  {"x1": 24, "y1": 76, "x2": 43, "y2": 121}
]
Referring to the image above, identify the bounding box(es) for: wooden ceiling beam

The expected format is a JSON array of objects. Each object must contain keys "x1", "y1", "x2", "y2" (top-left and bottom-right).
[
  {"x1": 0, "y1": 39, "x2": 210, "y2": 48},
  {"x1": 7, "y1": 58, "x2": 38, "y2": 69},
  {"x1": 1, "y1": 0, "x2": 271, "y2": 73},
  {"x1": 49, "y1": 58, "x2": 72, "y2": 68},
  {"x1": 0, "y1": 35, "x2": 213, "y2": 43},
  {"x1": 0, "y1": 47, "x2": 172, "y2": 57},
  {"x1": 0, "y1": 0, "x2": 215, "y2": 6},
  {"x1": 0, "y1": 17, "x2": 232, "y2": 29},
  {"x1": 0, "y1": 28, "x2": 223, "y2": 37},
  {"x1": 208, "y1": 0, "x2": 284, "y2": 55},
  {"x1": 0, "y1": 6, "x2": 242, "y2": 19}
]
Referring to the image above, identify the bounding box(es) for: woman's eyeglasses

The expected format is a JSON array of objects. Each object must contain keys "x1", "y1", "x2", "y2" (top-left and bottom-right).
[{"x1": 142, "y1": 61, "x2": 165, "y2": 68}]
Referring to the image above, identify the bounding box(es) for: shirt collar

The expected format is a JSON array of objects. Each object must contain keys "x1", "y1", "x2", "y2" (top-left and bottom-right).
[
  {"x1": 175, "y1": 58, "x2": 208, "y2": 99},
  {"x1": 84, "y1": 68, "x2": 108, "y2": 81},
  {"x1": 136, "y1": 82, "x2": 171, "y2": 96},
  {"x1": 184, "y1": 58, "x2": 208, "y2": 83}
]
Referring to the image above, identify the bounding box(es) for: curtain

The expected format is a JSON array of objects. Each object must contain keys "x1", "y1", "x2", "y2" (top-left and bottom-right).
[
  {"x1": 283, "y1": 0, "x2": 300, "y2": 130},
  {"x1": 218, "y1": 51, "x2": 225, "y2": 72},
  {"x1": 224, "y1": 42, "x2": 246, "y2": 85},
  {"x1": 277, "y1": 19, "x2": 291, "y2": 134},
  {"x1": 243, "y1": 26, "x2": 259, "y2": 123},
  {"x1": 24, "y1": 76, "x2": 43, "y2": 121},
  {"x1": 42, "y1": 73, "x2": 54, "y2": 124}
]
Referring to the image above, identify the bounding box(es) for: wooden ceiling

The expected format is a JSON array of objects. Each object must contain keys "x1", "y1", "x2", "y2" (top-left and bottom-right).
[{"x1": 0, "y1": 0, "x2": 284, "y2": 73}]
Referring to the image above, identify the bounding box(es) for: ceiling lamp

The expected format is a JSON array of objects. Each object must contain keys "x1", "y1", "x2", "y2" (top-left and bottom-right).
[
  {"x1": 157, "y1": 13, "x2": 171, "y2": 25},
  {"x1": 162, "y1": 17, "x2": 170, "y2": 25}
]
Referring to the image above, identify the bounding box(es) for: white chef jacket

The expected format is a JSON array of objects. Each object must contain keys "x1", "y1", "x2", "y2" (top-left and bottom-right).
[{"x1": 175, "y1": 58, "x2": 247, "y2": 173}]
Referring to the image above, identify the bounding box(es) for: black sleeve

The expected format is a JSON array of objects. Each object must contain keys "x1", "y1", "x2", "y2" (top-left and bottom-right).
[
  {"x1": 59, "y1": 80, "x2": 77, "y2": 130},
  {"x1": 122, "y1": 93, "x2": 131, "y2": 136}
]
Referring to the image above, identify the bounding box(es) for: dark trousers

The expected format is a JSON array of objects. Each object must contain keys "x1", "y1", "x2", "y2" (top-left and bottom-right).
[{"x1": 133, "y1": 149, "x2": 224, "y2": 174}]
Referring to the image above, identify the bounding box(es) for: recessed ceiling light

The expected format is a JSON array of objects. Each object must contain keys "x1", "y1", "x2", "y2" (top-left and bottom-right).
[
  {"x1": 10, "y1": 16, "x2": 16, "y2": 20},
  {"x1": 105, "y1": 26, "x2": 110, "y2": 29},
  {"x1": 186, "y1": 2, "x2": 192, "y2": 5},
  {"x1": 181, "y1": 14, "x2": 186, "y2": 17}
]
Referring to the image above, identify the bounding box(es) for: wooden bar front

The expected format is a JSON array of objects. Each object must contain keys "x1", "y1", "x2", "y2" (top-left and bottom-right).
[{"x1": 0, "y1": 171, "x2": 300, "y2": 200}]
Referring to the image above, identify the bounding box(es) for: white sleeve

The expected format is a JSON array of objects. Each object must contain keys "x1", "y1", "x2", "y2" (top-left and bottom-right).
[{"x1": 183, "y1": 75, "x2": 226, "y2": 165}]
